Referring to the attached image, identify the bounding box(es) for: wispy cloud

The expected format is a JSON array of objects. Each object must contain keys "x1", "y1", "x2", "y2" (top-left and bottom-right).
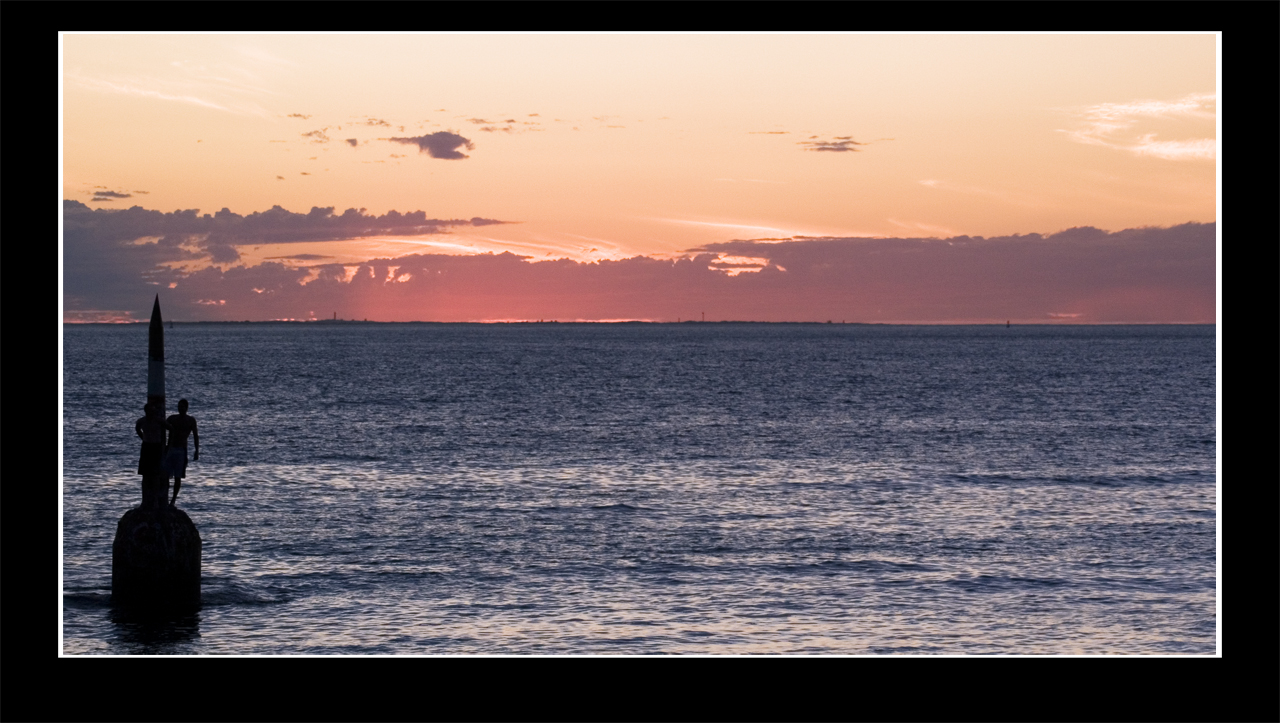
[
  {"x1": 266, "y1": 253, "x2": 332, "y2": 261},
  {"x1": 917, "y1": 179, "x2": 1041, "y2": 208},
  {"x1": 650, "y1": 217, "x2": 875, "y2": 241},
  {"x1": 886, "y1": 218, "x2": 961, "y2": 237},
  {"x1": 652, "y1": 218, "x2": 792, "y2": 236},
  {"x1": 232, "y1": 45, "x2": 299, "y2": 70},
  {"x1": 68, "y1": 75, "x2": 235, "y2": 112},
  {"x1": 90, "y1": 190, "x2": 133, "y2": 202},
  {"x1": 66, "y1": 50, "x2": 282, "y2": 117},
  {"x1": 1059, "y1": 92, "x2": 1216, "y2": 161},
  {"x1": 799, "y1": 136, "x2": 866, "y2": 153}
]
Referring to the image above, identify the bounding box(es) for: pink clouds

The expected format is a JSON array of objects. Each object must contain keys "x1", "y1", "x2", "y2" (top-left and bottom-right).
[
  {"x1": 62, "y1": 200, "x2": 1213, "y2": 323},
  {"x1": 67, "y1": 220, "x2": 1214, "y2": 324}
]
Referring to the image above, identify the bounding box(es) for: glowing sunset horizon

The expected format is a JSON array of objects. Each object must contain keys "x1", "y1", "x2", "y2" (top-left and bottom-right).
[{"x1": 61, "y1": 33, "x2": 1217, "y2": 323}]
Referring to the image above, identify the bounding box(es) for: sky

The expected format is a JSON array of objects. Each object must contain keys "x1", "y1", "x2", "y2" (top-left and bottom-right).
[{"x1": 61, "y1": 33, "x2": 1218, "y2": 323}]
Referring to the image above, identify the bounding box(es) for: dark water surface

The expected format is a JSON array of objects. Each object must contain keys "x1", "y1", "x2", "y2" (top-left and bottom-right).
[{"x1": 62, "y1": 323, "x2": 1217, "y2": 654}]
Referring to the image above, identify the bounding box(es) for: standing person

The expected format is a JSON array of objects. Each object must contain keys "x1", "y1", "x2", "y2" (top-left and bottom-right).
[
  {"x1": 136, "y1": 402, "x2": 169, "y2": 507},
  {"x1": 164, "y1": 399, "x2": 199, "y2": 506}
]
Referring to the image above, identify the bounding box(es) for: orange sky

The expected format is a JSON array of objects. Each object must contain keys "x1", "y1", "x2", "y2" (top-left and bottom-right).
[{"x1": 61, "y1": 33, "x2": 1218, "y2": 322}]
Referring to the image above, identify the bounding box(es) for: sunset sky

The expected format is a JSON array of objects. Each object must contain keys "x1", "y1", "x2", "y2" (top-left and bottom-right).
[{"x1": 61, "y1": 33, "x2": 1218, "y2": 323}]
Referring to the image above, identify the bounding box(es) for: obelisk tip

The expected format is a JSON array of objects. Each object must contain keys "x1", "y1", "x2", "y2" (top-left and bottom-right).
[{"x1": 148, "y1": 295, "x2": 165, "y2": 364}]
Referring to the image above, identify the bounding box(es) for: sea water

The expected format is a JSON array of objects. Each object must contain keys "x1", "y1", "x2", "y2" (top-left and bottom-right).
[{"x1": 61, "y1": 323, "x2": 1217, "y2": 654}]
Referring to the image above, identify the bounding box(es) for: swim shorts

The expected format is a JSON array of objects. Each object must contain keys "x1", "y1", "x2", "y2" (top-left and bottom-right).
[{"x1": 162, "y1": 446, "x2": 189, "y2": 479}]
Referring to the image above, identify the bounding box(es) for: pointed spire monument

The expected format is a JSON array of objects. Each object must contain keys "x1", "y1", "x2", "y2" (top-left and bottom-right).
[
  {"x1": 142, "y1": 295, "x2": 167, "y2": 508},
  {"x1": 112, "y1": 295, "x2": 202, "y2": 611},
  {"x1": 149, "y1": 293, "x2": 165, "y2": 412}
]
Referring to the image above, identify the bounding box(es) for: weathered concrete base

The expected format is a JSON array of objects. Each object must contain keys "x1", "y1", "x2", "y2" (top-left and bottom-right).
[{"x1": 112, "y1": 505, "x2": 202, "y2": 611}]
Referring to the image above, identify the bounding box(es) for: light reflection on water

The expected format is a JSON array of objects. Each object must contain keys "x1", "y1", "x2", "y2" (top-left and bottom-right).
[
  {"x1": 65, "y1": 460, "x2": 1214, "y2": 655},
  {"x1": 62, "y1": 324, "x2": 1215, "y2": 654}
]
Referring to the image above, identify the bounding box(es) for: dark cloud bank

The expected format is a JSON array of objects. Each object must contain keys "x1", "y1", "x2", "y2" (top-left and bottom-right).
[
  {"x1": 63, "y1": 200, "x2": 1214, "y2": 323},
  {"x1": 62, "y1": 200, "x2": 508, "y2": 315}
]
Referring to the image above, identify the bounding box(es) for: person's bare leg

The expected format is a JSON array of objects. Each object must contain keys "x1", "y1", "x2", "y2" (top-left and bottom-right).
[{"x1": 171, "y1": 477, "x2": 181, "y2": 506}]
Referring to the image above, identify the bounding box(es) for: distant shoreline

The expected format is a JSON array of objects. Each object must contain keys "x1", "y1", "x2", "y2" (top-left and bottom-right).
[{"x1": 62, "y1": 320, "x2": 1217, "y2": 326}]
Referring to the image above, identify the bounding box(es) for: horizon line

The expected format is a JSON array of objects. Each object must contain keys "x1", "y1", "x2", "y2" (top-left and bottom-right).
[{"x1": 62, "y1": 319, "x2": 1217, "y2": 326}]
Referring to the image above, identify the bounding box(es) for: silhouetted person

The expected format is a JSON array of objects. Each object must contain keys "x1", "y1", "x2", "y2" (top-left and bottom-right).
[
  {"x1": 164, "y1": 399, "x2": 199, "y2": 506},
  {"x1": 136, "y1": 402, "x2": 169, "y2": 506}
]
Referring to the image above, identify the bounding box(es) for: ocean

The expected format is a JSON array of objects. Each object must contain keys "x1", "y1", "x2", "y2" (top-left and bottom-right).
[{"x1": 61, "y1": 322, "x2": 1217, "y2": 654}]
